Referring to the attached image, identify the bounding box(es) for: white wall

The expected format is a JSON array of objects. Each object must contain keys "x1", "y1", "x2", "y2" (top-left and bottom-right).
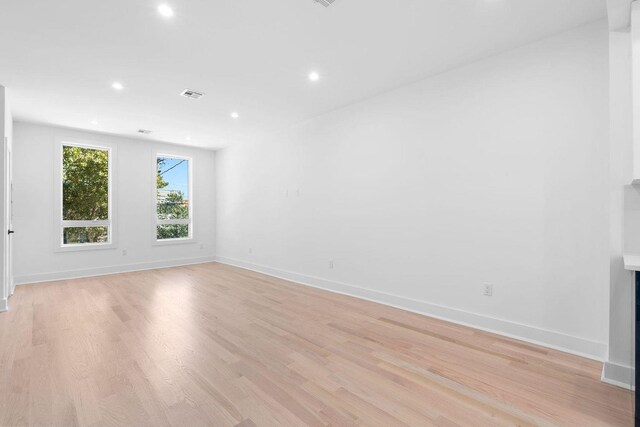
[
  {"x1": 605, "y1": 28, "x2": 635, "y2": 389},
  {"x1": 627, "y1": 4, "x2": 640, "y2": 256},
  {"x1": 12, "y1": 122, "x2": 216, "y2": 284},
  {"x1": 216, "y1": 21, "x2": 610, "y2": 359},
  {"x1": 633, "y1": 3, "x2": 640, "y2": 183}
]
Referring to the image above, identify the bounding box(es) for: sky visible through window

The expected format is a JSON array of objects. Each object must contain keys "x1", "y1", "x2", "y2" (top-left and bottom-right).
[{"x1": 159, "y1": 157, "x2": 189, "y2": 199}]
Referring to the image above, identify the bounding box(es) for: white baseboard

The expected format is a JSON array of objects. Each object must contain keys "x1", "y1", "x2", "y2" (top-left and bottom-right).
[
  {"x1": 601, "y1": 361, "x2": 635, "y2": 390},
  {"x1": 14, "y1": 256, "x2": 216, "y2": 286},
  {"x1": 0, "y1": 297, "x2": 6, "y2": 312},
  {"x1": 216, "y1": 256, "x2": 608, "y2": 361}
]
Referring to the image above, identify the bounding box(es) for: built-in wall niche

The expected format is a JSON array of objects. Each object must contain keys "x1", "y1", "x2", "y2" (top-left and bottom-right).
[{"x1": 633, "y1": 1, "x2": 640, "y2": 184}]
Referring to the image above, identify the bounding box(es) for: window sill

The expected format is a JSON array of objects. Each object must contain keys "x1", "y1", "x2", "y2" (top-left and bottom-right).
[
  {"x1": 152, "y1": 237, "x2": 196, "y2": 247},
  {"x1": 55, "y1": 242, "x2": 117, "y2": 253}
]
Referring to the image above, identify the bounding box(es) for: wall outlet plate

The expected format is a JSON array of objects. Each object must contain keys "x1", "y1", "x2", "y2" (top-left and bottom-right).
[{"x1": 483, "y1": 284, "x2": 493, "y2": 296}]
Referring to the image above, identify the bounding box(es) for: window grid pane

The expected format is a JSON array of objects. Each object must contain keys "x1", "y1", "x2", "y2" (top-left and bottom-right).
[
  {"x1": 63, "y1": 226, "x2": 109, "y2": 245},
  {"x1": 156, "y1": 155, "x2": 191, "y2": 240},
  {"x1": 61, "y1": 143, "x2": 111, "y2": 247},
  {"x1": 62, "y1": 145, "x2": 109, "y2": 221},
  {"x1": 157, "y1": 224, "x2": 189, "y2": 240}
]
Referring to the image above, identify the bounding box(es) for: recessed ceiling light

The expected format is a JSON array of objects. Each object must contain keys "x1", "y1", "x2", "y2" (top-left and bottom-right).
[
  {"x1": 186, "y1": 136, "x2": 191, "y2": 141},
  {"x1": 112, "y1": 82, "x2": 124, "y2": 91},
  {"x1": 90, "y1": 120, "x2": 98, "y2": 125},
  {"x1": 231, "y1": 112, "x2": 240, "y2": 119},
  {"x1": 157, "y1": 4, "x2": 174, "y2": 18},
  {"x1": 309, "y1": 72, "x2": 320, "y2": 82}
]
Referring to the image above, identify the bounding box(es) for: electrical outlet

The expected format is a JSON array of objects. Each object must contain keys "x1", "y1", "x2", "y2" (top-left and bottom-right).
[
  {"x1": 122, "y1": 249, "x2": 127, "y2": 256},
  {"x1": 483, "y1": 284, "x2": 493, "y2": 297},
  {"x1": 199, "y1": 244, "x2": 204, "y2": 250},
  {"x1": 249, "y1": 247, "x2": 253, "y2": 254},
  {"x1": 329, "y1": 260, "x2": 334, "y2": 269}
]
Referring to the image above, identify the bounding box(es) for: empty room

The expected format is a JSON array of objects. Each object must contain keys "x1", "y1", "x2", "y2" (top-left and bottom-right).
[{"x1": 0, "y1": 0, "x2": 639, "y2": 426}]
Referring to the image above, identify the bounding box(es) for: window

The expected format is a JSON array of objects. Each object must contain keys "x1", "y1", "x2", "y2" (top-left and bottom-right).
[
  {"x1": 59, "y1": 142, "x2": 112, "y2": 247},
  {"x1": 155, "y1": 154, "x2": 192, "y2": 241}
]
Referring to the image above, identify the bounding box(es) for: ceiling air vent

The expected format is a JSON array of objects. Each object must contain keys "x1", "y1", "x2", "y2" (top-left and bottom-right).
[
  {"x1": 138, "y1": 129, "x2": 152, "y2": 134},
  {"x1": 180, "y1": 89, "x2": 205, "y2": 100},
  {"x1": 313, "y1": 0, "x2": 335, "y2": 7}
]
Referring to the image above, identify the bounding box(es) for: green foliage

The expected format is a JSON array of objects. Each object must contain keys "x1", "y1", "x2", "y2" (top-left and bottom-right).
[
  {"x1": 157, "y1": 158, "x2": 169, "y2": 190},
  {"x1": 63, "y1": 146, "x2": 108, "y2": 220},
  {"x1": 157, "y1": 224, "x2": 189, "y2": 240},
  {"x1": 157, "y1": 191, "x2": 189, "y2": 220},
  {"x1": 63, "y1": 146, "x2": 109, "y2": 244},
  {"x1": 64, "y1": 227, "x2": 108, "y2": 244}
]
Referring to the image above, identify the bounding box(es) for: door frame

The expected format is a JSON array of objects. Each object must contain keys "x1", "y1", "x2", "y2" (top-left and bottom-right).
[{"x1": 6, "y1": 134, "x2": 13, "y2": 296}]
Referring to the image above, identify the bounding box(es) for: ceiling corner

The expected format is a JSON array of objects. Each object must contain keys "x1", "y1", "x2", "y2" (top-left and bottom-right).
[{"x1": 607, "y1": 0, "x2": 633, "y2": 31}]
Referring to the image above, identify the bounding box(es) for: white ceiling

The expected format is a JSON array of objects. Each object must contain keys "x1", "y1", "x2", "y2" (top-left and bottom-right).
[{"x1": 0, "y1": 0, "x2": 606, "y2": 149}]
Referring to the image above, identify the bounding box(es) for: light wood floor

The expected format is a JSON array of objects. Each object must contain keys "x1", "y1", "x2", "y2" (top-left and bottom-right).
[{"x1": 0, "y1": 263, "x2": 633, "y2": 426}]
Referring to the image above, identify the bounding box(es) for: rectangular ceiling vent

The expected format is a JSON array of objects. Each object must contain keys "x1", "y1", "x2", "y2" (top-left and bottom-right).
[
  {"x1": 313, "y1": 0, "x2": 336, "y2": 7},
  {"x1": 138, "y1": 129, "x2": 152, "y2": 134},
  {"x1": 180, "y1": 89, "x2": 205, "y2": 100}
]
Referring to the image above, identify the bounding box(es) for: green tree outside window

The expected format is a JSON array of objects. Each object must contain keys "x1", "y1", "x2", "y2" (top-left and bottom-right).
[{"x1": 62, "y1": 146, "x2": 109, "y2": 244}]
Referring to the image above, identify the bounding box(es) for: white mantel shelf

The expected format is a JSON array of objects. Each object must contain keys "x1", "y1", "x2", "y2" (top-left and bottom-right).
[{"x1": 624, "y1": 254, "x2": 640, "y2": 272}]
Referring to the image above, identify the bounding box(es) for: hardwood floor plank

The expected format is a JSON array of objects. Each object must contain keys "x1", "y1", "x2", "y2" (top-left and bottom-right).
[{"x1": 0, "y1": 262, "x2": 633, "y2": 426}]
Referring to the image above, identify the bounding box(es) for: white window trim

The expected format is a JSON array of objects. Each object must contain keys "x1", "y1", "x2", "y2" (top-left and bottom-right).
[
  {"x1": 152, "y1": 151, "x2": 195, "y2": 246},
  {"x1": 53, "y1": 138, "x2": 117, "y2": 252}
]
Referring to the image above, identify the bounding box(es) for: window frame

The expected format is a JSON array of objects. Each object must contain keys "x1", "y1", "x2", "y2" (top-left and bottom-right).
[
  {"x1": 152, "y1": 151, "x2": 195, "y2": 246},
  {"x1": 54, "y1": 138, "x2": 117, "y2": 252}
]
